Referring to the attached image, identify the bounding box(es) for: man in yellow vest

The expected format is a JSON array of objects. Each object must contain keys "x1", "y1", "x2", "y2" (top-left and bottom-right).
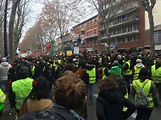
[
  {"x1": 151, "y1": 55, "x2": 161, "y2": 101},
  {"x1": 132, "y1": 59, "x2": 145, "y2": 80},
  {"x1": 122, "y1": 56, "x2": 133, "y2": 93},
  {"x1": 86, "y1": 63, "x2": 96, "y2": 104},
  {"x1": 0, "y1": 88, "x2": 6, "y2": 119},
  {"x1": 11, "y1": 67, "x2": 33, "y2": 117}
]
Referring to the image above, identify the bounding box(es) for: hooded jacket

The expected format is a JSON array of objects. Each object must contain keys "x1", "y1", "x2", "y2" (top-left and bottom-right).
[
  {"x1": 96, "y1": 90, "x2": 136, "y2": 120},
  {"x1": 96, "y1": 90, "x2": 123, "y2": 120},
  {"x1": 0, "y1": 62, "x2": 11, "y2": 81}
]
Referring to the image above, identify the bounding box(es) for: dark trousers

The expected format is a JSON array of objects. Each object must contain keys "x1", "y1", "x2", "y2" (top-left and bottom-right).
[
  {"x1": 124, "y1": 75, "x2": 133, "y2": 93},
  {"x1": 0, "y1": 109, "x2": 3, "y2": 118},
  {"x1": 155, "y1": 83, "x2": 161, "y2": 101},
  {"x1": 15, "y1": 108, "x2": 20, "y2": 118},
  {"x1": 135, "y1": 108, "x2": 153, "y2": 120}
]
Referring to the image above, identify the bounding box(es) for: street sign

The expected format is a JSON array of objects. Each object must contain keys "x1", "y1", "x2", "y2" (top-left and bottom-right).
[{"x1": 74, "y1": 47, "x2": 79, "y2": 54}]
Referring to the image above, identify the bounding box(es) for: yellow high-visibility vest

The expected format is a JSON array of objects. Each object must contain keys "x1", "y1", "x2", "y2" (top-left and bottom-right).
[
  {"x1": 151, "y1": 65, "x2": 161, "y2": 83},
  {"x1": 132, "y1": 79, "x2": 154, "y2": 108},
  {"x1": 0, "y1": 88, "x2": 6, "y2": 110},
  {"x1": 12, "y1": 78, "x2": 33, "y2": 110},
  {"x1": 87, "y1": 67, "x2": 96, "y2": 84}
]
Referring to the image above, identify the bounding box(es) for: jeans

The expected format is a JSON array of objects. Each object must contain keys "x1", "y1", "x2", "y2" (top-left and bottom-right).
[
  {"x1": 88, "y1": 83, "x2": 94, "y2": 103},
  {"x1": 0, "y1": 80, "x2": 7, "y2": 92},
  {"x1": 135, "y1": 108, "x2": 153, "y2": 120}
]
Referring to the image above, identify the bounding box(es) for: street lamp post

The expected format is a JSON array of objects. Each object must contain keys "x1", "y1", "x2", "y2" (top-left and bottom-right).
[{"x1": 4, "y1": 0, "x2": 8, "y2": 57}]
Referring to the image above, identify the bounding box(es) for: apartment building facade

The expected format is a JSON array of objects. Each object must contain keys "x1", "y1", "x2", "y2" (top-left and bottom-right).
[
  {"x1": 98, "y1": 0, "x2": 161, "y2": 53},
  {"x1": 71, "y1": 15, "x2": 99, "y2": 54},
  {"x1": 98, "y1": 2, "x2": 147, "y2": 53}
]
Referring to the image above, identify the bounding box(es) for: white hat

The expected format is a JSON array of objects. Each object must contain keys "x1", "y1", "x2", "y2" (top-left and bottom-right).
[
  {"x1": 136, "y1": 59, "x2": 142, "y2": 63},
  {"x1": 1, "y1": 57, "x2": 7, "y2": 62},
  {"x1": 73, "y1": 58, "x2": 76, "y2": 62}
]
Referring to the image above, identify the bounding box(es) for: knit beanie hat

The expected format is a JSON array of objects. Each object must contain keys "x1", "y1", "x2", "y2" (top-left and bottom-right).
[
  {"x1": 139, "y1": 68, "x2": 149, "y2": 76},
  {"x1": 109, "y1": 66, "x2": 121, "y2": 77}
]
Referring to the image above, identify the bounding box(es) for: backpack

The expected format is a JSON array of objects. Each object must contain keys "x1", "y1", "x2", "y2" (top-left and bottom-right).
[{"x1": 134, "y1": 80, "x2": 150, "y2": 107}]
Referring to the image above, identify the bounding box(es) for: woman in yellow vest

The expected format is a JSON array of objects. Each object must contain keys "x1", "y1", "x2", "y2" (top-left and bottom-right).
[
  {"x1": 0, "y1": 88, "x2": 6, "y2": 119},
  {"x1": 132, "y1": 68, "x2": 158, "y2": 120}
]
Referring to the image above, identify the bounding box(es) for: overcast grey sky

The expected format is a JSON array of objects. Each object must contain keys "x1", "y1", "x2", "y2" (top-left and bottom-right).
[{"x1": 21, "y1": 0, "x2": 97, "y2": 42}]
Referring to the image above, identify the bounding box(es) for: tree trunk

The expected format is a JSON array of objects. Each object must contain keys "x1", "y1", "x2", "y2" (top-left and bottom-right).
[
  {"x1": 148, "y1": 8, "x2": 155, "y2": 57},
  {"x1": 9, "y1": 0, "x2": 21, "y2": 61},
  {"x1": 104, "y1": 21, "x2": 110, "y2": 54}
]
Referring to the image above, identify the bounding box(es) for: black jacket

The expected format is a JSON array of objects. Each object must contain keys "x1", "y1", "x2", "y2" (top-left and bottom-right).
[
  {"x1": 96, "y1": 90, "x2": 122, "y2": 120},
  {"x1": 96, "y1": 90, "x2": 136, "y2": 120}
]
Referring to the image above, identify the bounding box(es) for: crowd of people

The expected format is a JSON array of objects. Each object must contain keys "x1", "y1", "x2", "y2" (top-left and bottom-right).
[{"x1": 0, "y1": 50, "x2": 160, "y2": 120}]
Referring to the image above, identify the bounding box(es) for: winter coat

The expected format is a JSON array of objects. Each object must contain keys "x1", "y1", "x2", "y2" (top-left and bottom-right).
[
  {"x1": 96, "y1": 90, "x2": 123, "y2": 120},
  {"x1": 96, "y1": 90, "x2": 136, "y2": 120},
  {"x1": 0, "y1": 62, "x2": 11, "y2": 81}
]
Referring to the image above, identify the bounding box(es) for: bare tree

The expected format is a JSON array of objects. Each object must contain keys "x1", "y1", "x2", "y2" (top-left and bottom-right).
[
  {"x1": 137, "y1": 0, "x2": 156, "y2": 56},
  {"x1": 9, "y1": 0, "x2": 31, "y2": 60},
  {"x1": 0, "y1": 0, "x2": 5, "y2": 56},
  {"x1": 20, "y1": 0, "x2": 92, "y2": 54},
  {"x1": 86, "y1": 0, "x2": 134, "y2": 53},
  {"x1": 13, "y1": 0, "x2": 30, "y2": 52}
]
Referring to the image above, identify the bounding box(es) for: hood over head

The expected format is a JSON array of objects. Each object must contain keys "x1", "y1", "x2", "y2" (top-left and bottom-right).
[{"x1": 99, "y1": 90, "x2": 121, "y2": 103}]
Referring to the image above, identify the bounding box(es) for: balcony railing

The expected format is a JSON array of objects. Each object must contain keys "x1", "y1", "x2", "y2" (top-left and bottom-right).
[
  {"x1": 109, "y1": 18, "x2": 139, "y2": 29},
  {"x1": 84, "y1": 34, "x2": 98, "y2": 39},
  {"x1": 110, "y1": 30, "x2": 139, "y2": 38}
]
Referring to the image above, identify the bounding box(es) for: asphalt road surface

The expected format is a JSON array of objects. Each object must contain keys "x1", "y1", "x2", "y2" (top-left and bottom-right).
[{"x1": 1, "y1": 80, "x2": 161, "y2": 120}]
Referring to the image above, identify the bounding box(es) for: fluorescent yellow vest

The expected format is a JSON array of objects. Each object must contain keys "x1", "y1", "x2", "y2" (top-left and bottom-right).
[
  {"x1": 132, "y1": 79, "x2": 154, "y2": 108},
  {"x1": 102, "y1": 67, "x2": 107, "y2": 80},
  {"x1": 0, "y1": 89, "x2": 6, "y2": 111},
  {"x1": 31, "y1": 66, "x2": 35, "y2": 77},
  {"x1": 87, "y1": 67, "x2": 96, "y2": 84},
  {"x1": 151, "y1": 65, "x2": 161, "y2": 83},
  {"x1": 12, "y1": 77, "x2": 33, "y2": 110},
  {"x1": 123, "y1": 60, "x2": 132, "y2": 75},
  {"x1": 133, "y1": 66, "x2": 144, "y2": 80}
]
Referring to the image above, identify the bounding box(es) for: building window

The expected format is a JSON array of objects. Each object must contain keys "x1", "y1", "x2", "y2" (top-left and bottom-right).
[
  {"x1": 128, "y1": 36, "x2": 132, "y2": 42},
  {"x1": 133, "y1": 11, "x2": 138, "y2": 18},
  {"x1": 133, "y1": 24, "x2": 138, "y2": 30},
  {"x1": 110, "y1": 31, "x2": 113, "y2": 35},
  {"x1": 123, "y1": 27, "x2": 127, "y2": 33},
  {"x1": 94, "y1": 29, "x2": 97, "y2": 34},
  {"x1": 113, "y1": 30, "x2": 116, "y2": 35},
  {"x1": 94, "y1": 19, "x2": 97, "y2": 27},
  {"x1": 118, "y1": 38, "x2": 121, "y2": 43},
  {"x1": 90, "y1": 21, "x2": 92, "y2": 29},
  {"x1": 90, "y1": 30, "x2": 92, "y2": 35},
  {"x1": 118, "y1": 28, "x2": 122, "y2": 34},
  {"x1": 128, "y1": 25, "x2": 132, "y2": 32},
  {"x1": 87, "y1": 31, "x2": 89, "y2": 36},
  {"x1": 87, "y1": 23, "x2": 89, "y2": 30}
]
